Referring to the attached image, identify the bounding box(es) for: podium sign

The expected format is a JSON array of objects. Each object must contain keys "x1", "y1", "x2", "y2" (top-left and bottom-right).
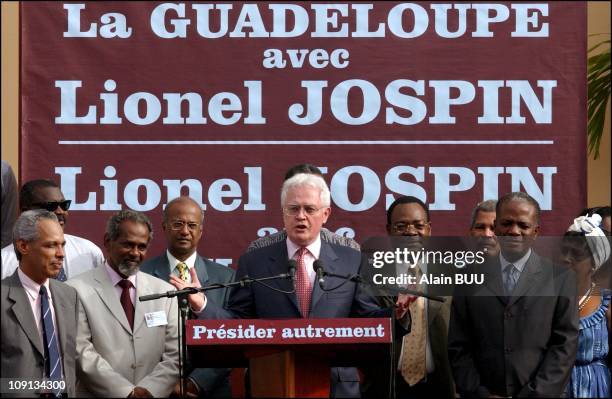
[{"x1": 187, "y1": 318, "x2": 392, "y2": 397}]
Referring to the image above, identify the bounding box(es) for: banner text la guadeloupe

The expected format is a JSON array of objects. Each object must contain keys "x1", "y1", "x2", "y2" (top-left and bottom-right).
[{"x1": 21, "y1": 2, "x2": 586, "y2": 266}]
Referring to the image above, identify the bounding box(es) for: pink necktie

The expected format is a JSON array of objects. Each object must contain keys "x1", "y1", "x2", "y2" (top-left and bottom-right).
[{"x1": 295, "y1": 247, "x2": 312, "y2": 317}]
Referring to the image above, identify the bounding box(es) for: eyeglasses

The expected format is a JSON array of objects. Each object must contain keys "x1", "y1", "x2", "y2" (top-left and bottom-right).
[
  {"x1": 31, "y1": 200, "x2": 72, "y2": 212},
  {"x1": 283, "y1": 205, "x2": 323, "y2": 216},
  {"x1": 169, "y1": 220, "x2": 201, "y2": 232},
  {"x1": 391, "y1": 221, "x2": 430, "y2": 233}
]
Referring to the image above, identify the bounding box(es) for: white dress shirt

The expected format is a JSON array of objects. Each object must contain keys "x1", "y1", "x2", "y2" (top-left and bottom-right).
[
  {"x1": 286, "y1": 236, "x2": 322, "y2": 285},
  {"x1": 499, "y1": 248, "x2": 531, "y2": 275}
]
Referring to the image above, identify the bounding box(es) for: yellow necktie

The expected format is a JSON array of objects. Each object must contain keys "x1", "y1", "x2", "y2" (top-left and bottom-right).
[
  {"x1": 176, "y1": 262, "x2": 189, "y2": 282},
  {"x1": 400, "y1": 266, "x2": 427, "y2": 386}
]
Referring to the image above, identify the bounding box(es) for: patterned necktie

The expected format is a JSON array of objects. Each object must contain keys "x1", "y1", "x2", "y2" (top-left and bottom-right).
[
  {"x1": 53, "y1": 266, "x2": 67, "y2": 282},
  {"x1": 400, "y1": 296, "x2": 427, "y2": 386},
  {"x1": 503, "y1": 264, "x2": 519, "y2": 295},
  {"x1": 39, "y1": 286, "x2": 63, "y2": 396},
  {"x1": 176, "y1": 262, "x2": 189, "y2": 282},
  {"x1": 295, "y1": 247, "x2": 312, "y2": 318},
  {"x1": 118, "y1": 279, "x2": 134, "y2": 330}
]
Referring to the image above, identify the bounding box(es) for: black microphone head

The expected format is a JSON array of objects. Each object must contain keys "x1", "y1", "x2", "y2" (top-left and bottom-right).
[
  {"x1": 313, "y1": 260, "x2": 324, "y2": 273},
  {"x1": 287, "y1": 259, "x2": 297, "y2": 277},
  {"x1": 313, "y1": 260, "x2": 325, "y2": 288}
]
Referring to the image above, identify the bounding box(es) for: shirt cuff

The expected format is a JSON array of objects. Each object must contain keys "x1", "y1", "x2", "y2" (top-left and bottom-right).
[{"x1": 191, "y1": 294, "x2": 207, "y2": 314}]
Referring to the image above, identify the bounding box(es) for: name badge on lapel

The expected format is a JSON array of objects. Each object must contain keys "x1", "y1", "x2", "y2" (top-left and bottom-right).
[{"x1": 145, "y1": 311, "x2": 168, "y2": 327}]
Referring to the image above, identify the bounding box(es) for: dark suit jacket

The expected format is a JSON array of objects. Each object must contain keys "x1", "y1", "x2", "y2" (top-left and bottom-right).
[
  {"x1": 1, "y1": 271, "x2": 78, "y2": 397},
  {"x1": 448, "y1": 252, "x2": 579, "y2": 397},
  {"x1": 200, "y1": 239, "x2": 392, "y2": 398},
  {"x1": 141, "y1": 253, "x2": 235, "y2": 397}
]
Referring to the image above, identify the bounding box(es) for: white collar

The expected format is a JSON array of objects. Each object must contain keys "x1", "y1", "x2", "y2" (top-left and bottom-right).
[
  {"x1": 104, "y1": 261, "x2": 137, "y2": 287},
  {"x1": 18, "y1": 267, "x2": 50, "y2": 301},
  {"x1": 166, "y1": 250, "x2": 197, "y2": 270},
  {"x1": 499, "y1": 249, "x2": 532, "y2": 273},
  {"x1": 286, "y1": 235, "x2": 322, "y2": 259}
]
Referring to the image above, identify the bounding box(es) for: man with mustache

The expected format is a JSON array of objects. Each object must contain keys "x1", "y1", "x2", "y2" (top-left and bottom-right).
[
  {"x1": 1, "y1": 179, "x2": 104, "y2": 280},
  {"x1": 448, "y1": 192, "x2": 579, "y2": 397},
  {"x1": 66, "y1": 210, "x2": 179, "y2": 397}
]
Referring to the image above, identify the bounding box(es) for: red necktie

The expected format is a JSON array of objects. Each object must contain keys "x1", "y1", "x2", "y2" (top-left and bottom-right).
[
  {"x1": 118, "y1": 279, "x2": 134, "y2": 330},
  {"x1": 295, "y1": 247, "x2": 312, "y2": 317}
]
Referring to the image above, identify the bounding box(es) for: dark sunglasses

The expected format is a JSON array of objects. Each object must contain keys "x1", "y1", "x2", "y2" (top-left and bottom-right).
[{"x1": 32, "y1": 200, "x2": 72, "y2": 212}]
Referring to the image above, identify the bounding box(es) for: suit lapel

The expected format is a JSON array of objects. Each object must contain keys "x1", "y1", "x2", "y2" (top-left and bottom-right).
[
  {"x1": 427, "y1": 299, "x2": 441, "y2": 328},
  {"x1": 195, "y1": 255, "x2": 210, "y2": 286},
  {"x1": 133, "y1": 272, "x2": 151, "y2": 333},
  {"x1": 482, "y1": 260, "x2": 508, "y2": 305},
  {"x1": 150, "y1": 255, "x2": 171, "y2": 280},
  {"x1": 507, "y1": 252, "x2": 543, "y2": 307},
  {"x1": 7, "y1": 274, "x2": 44, "y2": 357},
  {"x1": 266, "y1": 244, "x2": 300, "y2": 314},
  {"x1": 311, "y1": 241, "x2": 340, "y2": 311},
  {"x1": 92, "y1": 267, "x2": 133, "y2": 334}
]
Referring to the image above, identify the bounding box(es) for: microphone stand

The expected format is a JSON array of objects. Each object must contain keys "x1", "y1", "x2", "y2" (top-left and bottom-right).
[{"x1": 139, "y1": 273, "x2": 293, "y2": 398}]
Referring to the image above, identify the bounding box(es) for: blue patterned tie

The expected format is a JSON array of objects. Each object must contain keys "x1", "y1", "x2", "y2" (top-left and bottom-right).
[
  {"x1": 54, "y1": 266, "x2": 67, "y2": 282},
  {"x1": 40, "y1": 286, "x2": 63, "y2": 397},
  {"x1": 503, "y1": 264, "x2": 519, "y2": 295}
]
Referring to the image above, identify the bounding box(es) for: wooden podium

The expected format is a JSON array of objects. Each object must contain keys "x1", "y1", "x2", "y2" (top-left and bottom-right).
[{"x1": 186, "y1": 318, "x2": 392, "y2": 398}]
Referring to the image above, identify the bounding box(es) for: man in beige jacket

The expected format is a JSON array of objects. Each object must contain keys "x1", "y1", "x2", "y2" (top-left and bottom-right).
[{"x1": 68, "y1": 210, "x2": 179, "y2": 397}]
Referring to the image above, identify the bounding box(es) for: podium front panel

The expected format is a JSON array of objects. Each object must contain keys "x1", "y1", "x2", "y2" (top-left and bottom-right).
[{"x1": 187, "y1": 318, "x2": 392, "y2": 368}]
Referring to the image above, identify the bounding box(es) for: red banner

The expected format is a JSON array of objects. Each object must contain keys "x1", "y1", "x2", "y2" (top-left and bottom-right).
[{"x1": 20, "y1": 2, "x2": 587, "y2": 266}]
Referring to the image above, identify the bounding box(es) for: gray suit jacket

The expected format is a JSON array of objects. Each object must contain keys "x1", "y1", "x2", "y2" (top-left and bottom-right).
[
  {"x1": 67, "y1": 267, "x2": 179, "y2": 397},
  {"x1": 448, "y1": 252, "x2": 579, "y2": 397},
  {"x1": 141, "y1": 253, "x2": 235, "y2": 396},
  {"x1": 1, "y1": 271, "x2": 78, "y2": 397}
]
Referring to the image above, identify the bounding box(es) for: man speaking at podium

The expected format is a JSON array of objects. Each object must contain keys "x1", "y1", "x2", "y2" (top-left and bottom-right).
[{"x1": 170, "y1": 173, "x2": 409, "y2": 398}]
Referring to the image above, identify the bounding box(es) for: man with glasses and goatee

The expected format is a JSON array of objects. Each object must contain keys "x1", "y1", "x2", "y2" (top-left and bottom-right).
[{"x1": 1, "y1": 179, "x2": 104, "y2": 280}]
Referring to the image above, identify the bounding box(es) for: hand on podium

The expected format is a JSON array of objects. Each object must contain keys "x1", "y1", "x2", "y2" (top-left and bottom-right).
[{"x1": 169, "y1": 267, "x2": 207, "y2": 312}]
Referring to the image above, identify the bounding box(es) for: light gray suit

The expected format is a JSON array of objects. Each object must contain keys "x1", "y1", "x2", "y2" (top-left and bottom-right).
[
  {"x1": 67, "y1": 266, "x2": 179, "y2": 397},
  {"x1": 1, "y1": 271, "x2": 78, "y2": 397}
]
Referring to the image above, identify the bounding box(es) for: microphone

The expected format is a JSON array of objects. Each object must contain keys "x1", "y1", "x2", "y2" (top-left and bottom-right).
[
  {"x1": 287, "y1": 259, "x2": 297, "y2": 281},
  {"x1": 313, "y1": 260, "x2": 326, "y2": 289}
]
